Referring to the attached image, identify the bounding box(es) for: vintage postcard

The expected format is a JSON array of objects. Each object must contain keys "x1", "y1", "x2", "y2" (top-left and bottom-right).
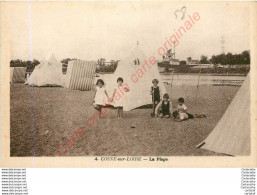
[{"x1": 1, "y1": 1, "x2": 256, "y2": 167}]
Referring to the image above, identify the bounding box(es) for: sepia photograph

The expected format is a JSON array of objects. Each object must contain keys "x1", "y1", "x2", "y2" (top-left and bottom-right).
[{"x1": 1, "y1": 1, "x2": 256, "y2": 167}]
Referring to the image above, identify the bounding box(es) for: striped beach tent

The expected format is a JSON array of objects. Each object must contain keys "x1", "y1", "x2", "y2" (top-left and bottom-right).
[
  {"x1": 64, "y1": 60, "x2": 97, "y2": 91},
  {"x1": 10, "y1": 67, "x2": 27, "y2": 83},
  {"x1": 197, "y1": 73, "x2": 250, "y2": 156}
]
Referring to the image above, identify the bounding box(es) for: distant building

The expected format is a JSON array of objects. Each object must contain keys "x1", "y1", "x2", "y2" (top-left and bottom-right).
[
  {"x1": 98, "y1": 58, "x2": 119, "y2": 66},
  {"x1": 157, "y1": 58, "x2": 180, "y2": 72},
  {"x1": 221, "y1": 64, "x2": 250, "y2": 69},
  {"x1": 170, "y1": 59, "x2": 180, "y2": 66},
  {"x1": 187, "y1": 59, "x2": 200, "y2": 65},
  {"x1": 110, "y1": 60, "x2": 116, "y2": 66},
  {"x1": 98, "y1": 58, "x2": 106, "y2": 66},
  {"x1": 191, "y1": 64, "x2": 213, "y2": 69}
]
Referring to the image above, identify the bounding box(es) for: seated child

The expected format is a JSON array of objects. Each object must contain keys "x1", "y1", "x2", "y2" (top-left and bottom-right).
[
  {"x1": 176, "y1": 97, "x2": 189, "y2": 121},
  {"x1": 173, "y1": 97, "x2": 206, "y2": 121},
  {"x1": 155, "y1": 93, "x2": 172, "y2": 118}
]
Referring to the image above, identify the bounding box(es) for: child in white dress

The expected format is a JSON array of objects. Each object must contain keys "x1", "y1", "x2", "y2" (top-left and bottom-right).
[
  {"x1": 93, "y1": 79, "x2": 110, "y2": 117},
  {"x1": 111, "y1": 77, "x2": 129, "y2": 119}
]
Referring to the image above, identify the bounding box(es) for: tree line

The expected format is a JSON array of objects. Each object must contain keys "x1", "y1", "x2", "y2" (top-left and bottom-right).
[
  {"x1": 199, "y1": 50, "x2": 250, "y2": 65},
  {"x1": 10, "y1": 50, "x2": 250, "y2": 74},
  {"x1": 10, "y1": 58, "x2": 118, "y2": 74},
  {"x1": 10, "y1": 59, "x2": 40, "y2": 72},
  {"x1": 10, "y1": 58, "x2": 76, "y2": 73}
]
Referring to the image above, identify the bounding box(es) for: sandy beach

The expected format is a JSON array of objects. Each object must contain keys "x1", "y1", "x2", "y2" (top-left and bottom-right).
[{"x1": 10, "y1": 83, "x2": 240, "y2": 156}]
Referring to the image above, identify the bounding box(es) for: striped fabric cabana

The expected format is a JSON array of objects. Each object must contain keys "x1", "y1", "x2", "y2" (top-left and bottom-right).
[
  {"x1": 64, "y1": 60, "x2": 97, "y2": 91},
  {"x1": 10, "y1": 67, "x2": 27, "y2": 83}
]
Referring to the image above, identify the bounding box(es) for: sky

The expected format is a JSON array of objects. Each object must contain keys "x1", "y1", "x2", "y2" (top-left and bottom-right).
[{"x1": 4, "y1": 2, "x2": 250, "y2": 62}]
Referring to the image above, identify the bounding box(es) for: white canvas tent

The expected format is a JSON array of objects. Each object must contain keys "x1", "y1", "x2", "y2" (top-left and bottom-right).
[
  {"x1": 197, "y1": 73, "x2": 250, "y2": 156},
  {"x1": 25, "y1": 55, "x2": 64, "y2": 86},
  {"x1": 10, "y1": 67, "x2": 27, "y2": 83},
  {"x1": 105, "y1": 45, "x2": 167, "y2": 111},
  {"x1": 64, "y1": 60, "x2": 97, "y2": 91}
]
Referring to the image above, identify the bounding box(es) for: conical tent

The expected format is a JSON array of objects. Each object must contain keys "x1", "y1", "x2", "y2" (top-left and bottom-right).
[
  {"x1": 105, "y1": 45, "x2": 167, "y2": 111},
  {"x1": 25, "y1": 54, "x2": 64, "y2": 86},
  {"x1": 10, "y1": 67, "x2": 27, "y2": 83},
  {"x1": 197, "y1": 73, "x2": 250, "y2": 156}
]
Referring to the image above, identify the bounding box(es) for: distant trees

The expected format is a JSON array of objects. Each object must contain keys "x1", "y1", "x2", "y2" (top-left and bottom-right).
[
  {"x1": 61, "y1": 58, "x2": 77, "y2": 65},
  {"x1": 177, "y1": 60, "x2": 189, "y2": 72},
  {"x1": 179, "y1": 60, "x2": 187, "y2": 66},
  {"x1": 96, "y1": 63, "x2": 118, "y2": 73},
  {"x1": 10, "y1": 59, "x2": 40, "y2": 72},
  {"x1": 60, "y1": 58, "x2": 77, "y2": 74},
  {"x1": 210, "y1": 50, "x2": 250, "y2": 65},
  {"x1": 32, "y1": 59, "x2": 40, "y2": 66},
  {"x1": 199, "y1": 55, "x2": 210, "y2": 64},
  {"x1": 10, "y1": 59, "x2": 26, "y2": 67}
]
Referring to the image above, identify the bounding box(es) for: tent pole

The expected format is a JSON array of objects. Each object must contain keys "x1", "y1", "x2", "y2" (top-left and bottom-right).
[
  {"x1": 150, "y1": 86, "x2": 155, "y2": 117},
  {"x1": 195, "y1": 64, "x2": 202, "y2": 104},
  {"x1": 152, "y1": 88, "x2": 155, "y2": 116},
  {"x1": 170, "y1": 68, "x2": 174, "y2": 87},
  {"x1": 170, "y1": 68, "x2": 175, "y2": 106}
]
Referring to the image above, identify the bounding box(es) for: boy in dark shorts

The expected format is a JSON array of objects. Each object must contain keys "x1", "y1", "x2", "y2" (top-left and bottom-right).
[{"x1": 155, "y1": 93, "x2": 172, "y2": 118}]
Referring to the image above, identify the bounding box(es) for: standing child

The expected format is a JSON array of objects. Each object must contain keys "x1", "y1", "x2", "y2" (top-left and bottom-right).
[
  {"x1": 155, "y1": 93, "x2": 172, "y2": 118},
  {"x1": 93, "y1": 79, "x2": 110, "y2": 117},
  {"x1": 112, "y1": 77, "x2": 129, "y2": 119},
  {"x1": 150, "y1": 79, "x2": 162, "y2": 116}
]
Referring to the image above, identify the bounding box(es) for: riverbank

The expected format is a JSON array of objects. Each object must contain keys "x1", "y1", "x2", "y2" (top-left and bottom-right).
[
  {"x1": 97, "y1": 73, "x2": 246, "y2": 86},
  {"x1": 98, "y1": 72, "x2": 248, "y2": 76},
  {"x1": 160, "y1": 72, "x2": 248, "y2": 76},
  {"x1": 10, "y1": 83, "x2": 240, "y2": 156}
]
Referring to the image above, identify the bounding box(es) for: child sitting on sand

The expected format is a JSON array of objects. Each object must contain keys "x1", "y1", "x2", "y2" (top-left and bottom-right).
[
  {"x1": 155, "y1": 93, "x2": 172, "y2": 118},
  {"x1": 176, "y1": 97, "x2": 189, "y2": 121},
  {"x1": 150, "y1": 79, "x2": 162, "y2": 115},
  {"x1": 93, "y1": 79, "x2": 110, "y2": 117},
  {"x1": 173, "y1": 97, "x2": 206, "y2": 121}
]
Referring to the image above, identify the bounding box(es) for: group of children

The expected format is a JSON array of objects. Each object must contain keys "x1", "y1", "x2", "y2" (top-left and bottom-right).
[
  {"x1": 150, "y1": 79, "x2": 192, "y2": 121},
  {"x1": 93, "y1": 77, "x2": 129, "y2": 119},
  {"x1": 93, "y1": 77, "x2": 204, "y2": 121}
]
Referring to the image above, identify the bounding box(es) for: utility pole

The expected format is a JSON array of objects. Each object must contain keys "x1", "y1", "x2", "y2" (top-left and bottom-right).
[
  {"x1": 173, "y1": 44, "x2": 176, "y2": 59},
  {"x1": 220, "y1": 35, "x2": 225, "y2": 54}
]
